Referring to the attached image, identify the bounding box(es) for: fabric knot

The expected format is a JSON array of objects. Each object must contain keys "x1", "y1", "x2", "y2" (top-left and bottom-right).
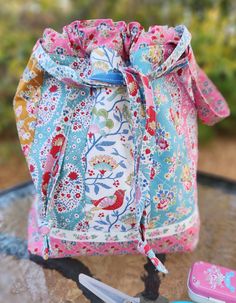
[{"x1": 137, "y1": 239, "x2": 168, "y2": 274}]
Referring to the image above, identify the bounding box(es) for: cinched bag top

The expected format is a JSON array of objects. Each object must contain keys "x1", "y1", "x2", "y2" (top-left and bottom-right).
[
  {"x1": 40, "y1": 19, "x2": 186, "y2": 60},
  {"x1": 33, "y1": 19, "x2": 192, "y2": 87}
]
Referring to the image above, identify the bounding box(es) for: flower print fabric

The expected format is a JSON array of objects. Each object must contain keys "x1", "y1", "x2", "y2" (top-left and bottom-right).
[{"x1": 13, "y1": 19, "x2": 230, "y2": 270}]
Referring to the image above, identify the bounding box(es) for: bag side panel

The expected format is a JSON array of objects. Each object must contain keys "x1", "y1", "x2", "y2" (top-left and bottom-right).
[
  {"x1": 13, "y1": 53, "x2": 44, "y2": 183},
  {"x1": 147, "y1": 70, "x2": 200, "y2": 252}
]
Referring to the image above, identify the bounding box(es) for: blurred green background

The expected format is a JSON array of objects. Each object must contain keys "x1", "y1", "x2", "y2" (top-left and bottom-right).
[{"x1": 0, "y1": 0, "x2": 235, "y2": 188}]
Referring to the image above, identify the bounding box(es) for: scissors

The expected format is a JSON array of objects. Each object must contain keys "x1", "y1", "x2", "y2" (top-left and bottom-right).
[
  {"x1": 79, "y1": 274, "x2": 194, "y2": 303},
  {"x1": 79, "y1": 273, "x2": 140, "y2": 303}
]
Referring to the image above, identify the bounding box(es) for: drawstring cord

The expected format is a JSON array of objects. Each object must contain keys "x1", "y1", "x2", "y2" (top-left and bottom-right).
[
  {"x1": 121, "y1": 67, "x2": 168, "y2": 274},
  {"x1": 39, "y1": 89, "x2": 78, "y2": 260}
]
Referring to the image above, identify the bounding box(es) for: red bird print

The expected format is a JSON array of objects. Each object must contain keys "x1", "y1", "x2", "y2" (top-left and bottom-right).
[{"x1": 91, "y1": 189, "x2": 126, "y2": 211}]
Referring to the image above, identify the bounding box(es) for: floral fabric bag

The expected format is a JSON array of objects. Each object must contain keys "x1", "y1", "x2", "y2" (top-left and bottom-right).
[{"x1": 13, "y1": 19, "x2": 230, "y2": 273}]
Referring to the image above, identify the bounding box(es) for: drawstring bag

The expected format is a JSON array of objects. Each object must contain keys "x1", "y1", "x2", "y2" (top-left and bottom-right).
[{"x1": 13, "y1": 19, "x2": 230, "y2": 273}]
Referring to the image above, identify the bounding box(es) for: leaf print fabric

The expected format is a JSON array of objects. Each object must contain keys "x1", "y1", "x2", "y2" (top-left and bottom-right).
[{"x1": 13, "y1": 19, "x2": 230, "y2": 268}]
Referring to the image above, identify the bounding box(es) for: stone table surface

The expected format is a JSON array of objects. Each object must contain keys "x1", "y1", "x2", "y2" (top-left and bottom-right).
[{"x1": 0, "y1": 172, "x2": 236, "y2": 303}]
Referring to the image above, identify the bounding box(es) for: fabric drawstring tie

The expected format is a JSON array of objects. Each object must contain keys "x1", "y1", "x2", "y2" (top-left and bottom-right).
[{"x1": 120, "y1": 67, "x2": 168, "y2": 274}]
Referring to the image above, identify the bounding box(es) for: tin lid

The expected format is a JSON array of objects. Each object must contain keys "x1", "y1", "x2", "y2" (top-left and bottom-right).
[{"x1": 187, "y1": 261, "x2": 236, "y2": 303}]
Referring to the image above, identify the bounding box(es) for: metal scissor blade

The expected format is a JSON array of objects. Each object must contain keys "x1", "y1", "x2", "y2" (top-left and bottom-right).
[{"x1": 79, "y1": 274, "x2": 140, "y2": 303}]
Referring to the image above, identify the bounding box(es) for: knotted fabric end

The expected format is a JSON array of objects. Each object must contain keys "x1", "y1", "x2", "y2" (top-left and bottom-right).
[{"x1": 137, "y1": 239, "x2": 168, "y2": 274}]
